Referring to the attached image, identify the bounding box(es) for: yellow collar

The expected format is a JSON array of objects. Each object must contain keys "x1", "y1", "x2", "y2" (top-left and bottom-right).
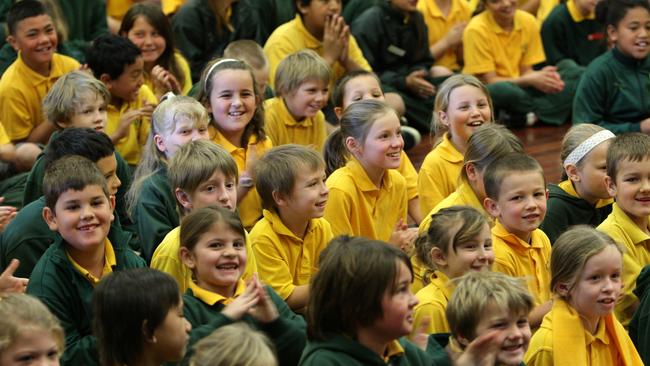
[
  {"x1": 485, "y1": 10, "x2": 522, "y2": 34},
  {"x1": 567, "y1": 0, "x2": 595, "y2": 22},
  {"x1": 430, "y1": 270, "x2": 453, "y2": 300},
  {"x1": 383, "y1": 340, "x2": 405, "y2": 362},
  {"x1": 611, "y1": 203, "x2": 650, "y2": 245},
  {"x1": 275, "y1": 97, "x2": 312, "y2": 127},
  {"x1": 557, "y1": 180, "x2": 613, "y2": 208},
  {"x1": 585, "y1": 317, "x2": 610, "y2": 346},
  {"x1": 189, "y1": 279, "x2": 247, "y2": 306},
  {"x1": 209, "y1": 125, "x2": 261, "y2": 152},
  {"x1": 346, "y1": 158, "x2": 393, "y2": 192},
  {"x1": 437, "y1": 133, "x2": 464, "y2": 164},
  {"x1": 66, "y1": 239, "x2": 116, "y2": 286},
  {"x1": 262, "y1": 209, "x2": 314, "y2": 242},
  {"x1": 492, "y1": 220, "x2": 542, "y2": 248},
  {"x1": 293, "y1": 15, "x2": 322, "y2": 49}
]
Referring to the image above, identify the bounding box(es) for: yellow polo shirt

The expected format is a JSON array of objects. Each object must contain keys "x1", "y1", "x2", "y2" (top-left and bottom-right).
[
  {"x1": 0, "y1": 52, "x2": 79, "y2": 142},
  {"x1": 210, "y1": 126, "x2": 273, "y2": 230},
  {"x1": 412, "y1": 271, "x2": 452, "y2": 337},
  {"x1": 150, "y1": 226, "x2": 257, "y2": 294},
  {"x1": 0, "y1": 123, "x2": 10, "y2": 146},
  {"x1": 107, "y1": 0, "x2": 132, "y2": 20},
  {"x1": 324, "y1": 158, "x2": 408, "y2": 242},
  {"x1": 417, "y1": 133, "x2": 464, "y2": 216},
  {"x1": 264, "y1": 15, "x2": 371, "y2": 90},
  {"x1": 66, "y1": 239, "x2": 116, "y2": 286},
  {"x1": 250, "y1": 210, "x2": 332, "y2": 300},
  {"x1": 143, "y1": 53, "x2": 193, "y2": 97},
  {"x1": 492, "y1": 220, "x2": 551, "y2": 306},
  {"x1": 597, "y1": 203, "x2": 650, "y2": 327},
  {"x1": 419, "y1": 182, "x2": 489, "y2": 235},
  {"x1": 189, "y1": 279, "x2": 247, "y2": 305},
  {"x1": 463, "y1": 10, "x2": 545, "y2": 78},
  {"x1": 537, "y1": 0, "x2": 561, "y2": 24},
  {"x1": 567, "y1": 0, "x2": 596, "y2": 22},
  {"x1": 417, "y1": 0, "x2": 471, "y2": 70},
  {"x1": 398, "y1": 152, "x2": 418, "y2": 201},
  {"x1": 106, "y1": 84, "x2": 157, "y2": 165},
  {"x1": 162, "y1": 0, "x2": 186, "y2": 15},
  {"x1": 263, "y1": 97, "x2": 327, "y2": 151}
]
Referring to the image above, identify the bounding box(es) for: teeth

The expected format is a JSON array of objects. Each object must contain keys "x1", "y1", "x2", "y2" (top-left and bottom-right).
[
  {"x1": 217, "y1": 264, "x2": 237, "y2": 270},
  {"x1": 229, "y1": 111, "x2": 244, "y2": 116}
]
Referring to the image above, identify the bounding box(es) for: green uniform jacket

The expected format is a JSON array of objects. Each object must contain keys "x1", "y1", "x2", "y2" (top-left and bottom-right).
[
  {"x1": 26, "y1": 234, "x2": 145, "y2": 366},
  {"x1": 182, "y1": 286, "x2": 306, "y2": 366},
  {"x1": 539, "y1": 184, "x2": 612, "y2": 244},
  {"x1": 573, "y1": 47, "x2": 650, "y2": 134},
  {"x1": 235, "y1": 0, "x2": 295, "y2": 46},
  {"x1": 630, "y1": 265, "x2": 650, "y2": 364}
]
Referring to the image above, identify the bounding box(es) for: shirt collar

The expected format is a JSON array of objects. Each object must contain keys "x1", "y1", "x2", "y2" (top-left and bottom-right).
[
  {"x1": 66, "y1": 239, "x2": 116, "y2": 286},
  {"x1": 611, "y1": 203, "x2": 650, "y2": 245},
  {"x1": 485, "y1": 10, "x2": 521, "y2": 34},
  {"x1": 346, "y1": 158, "x2": 393, "y2": 192},
  {"x1": 585, "y1": 318, "x2": 610, "y2": 346},
  {"x1": 383, "y1": 340, "x2": 405, "y2": 362},
  {"x1": 210, "y1": 125, "x2": 260, "y2": 153},
  {"x1": 294, "y1": 15, "x2": 322, "y2": 49},
  {"x1": 189, "y1": 279, "x2": 247, "y2": 306},
  {"x1": 262, "y1": 209, "x2": 314, "y2": 242},
  {"x1": 438, "y1": 133, "x2": 464, "y2": 163},
  {"x1": 567, "y1": 0, "x2": 595, "y2": 22},
  {"x1": 277, "y1": 97, "x2": 311, "y2": 127},
  {"x1": 16, "y1": 51, "x2": 61, "y2": 87},
  {"x1": 492, "y1": 220, "x2": 543, "y2": 248},
  {"x1": 557, "y1": 180, "x2": 613, "y2": 208},
  {"x1": 430, "y1": 270, "x2": 453, "y2": 300}
]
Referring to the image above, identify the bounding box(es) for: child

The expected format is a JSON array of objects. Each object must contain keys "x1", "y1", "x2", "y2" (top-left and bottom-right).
[
  {"x1": 93, "y1": 268, "x2": 191, "y2": 366},
  {"x1": 417, "y1": 0, "x2": 471, "y2": 72},
  {"x1": 418, "y1": 74, "x2": 494, "y2": 215},
  {"x1": 0, "y1": 293, "x2": 64, "y2": 365},
  {"x1": 27, "y1": 155, "x2": 145, "y2": 365},
  {"x1": 196, "y1": 58, "x2": 273, "y2": 230},
  {"x1": 264, "y1": 50, "x2": 330, "y2": 151},
  {"x1": 573, "y1": 0, "x2": 650, "y2": 134},
  {"x1": 597, "y1": 132, "x2": 650, "y2": 326},
  {"x1": 86, "y1": 34, "x2": 157, "y2": 166},
  {"x1": 190, "y1": 323, "x2": 278, "y2": 366},
  {"x1": 179, "y1": 205, "x2": 306, "y2": 365},
  {"x1": 119, "y1": 3, "x2": 192, "y2": 98},
  {"x1": 223, "y1": 40, "x2": 272, "y2": 98},
  {"x1": 540, "y1": 124, "x2": 615, "y2": 243},
  {"x1": 483, "y1": 152, "x2": 552, "y2": 327},
  {"x1": 412, "y1": 206, "x2": 493, "y2": 336},
  {"x1": 251, "y1": 144, "x2": 333, "y2": 313},
  {"x1": 525, "y1": 226, "x2": 643, "y2": 365},
  {"x1": 323, "y1": 100, "x2": 416, "y2": 250},
  {"x1": 151, "y1": 139, "x2": 258, "y2": 292},
  {"x1": 0, "y1": 259, "x2": 28, "y2": 294}
]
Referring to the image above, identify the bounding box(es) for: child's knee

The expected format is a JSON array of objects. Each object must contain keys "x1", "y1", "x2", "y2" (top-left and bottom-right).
[{"x1": 14, "y1": 142, "x2": 41, "y2": 171}]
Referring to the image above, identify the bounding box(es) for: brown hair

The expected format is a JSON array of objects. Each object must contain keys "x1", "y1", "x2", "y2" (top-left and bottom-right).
[
  {"x1": 433, "y1": 74, "x2": 493, "y2": 137},
  {"x1": 274, "y1": 49, "x2": 331, "y2": 96},
  {"x1": 483, "y1": 152, "x2": 545, "y2": 200},
  {"x1": 43, "y1": 155, "x2": 109, "y2": 210},
  {"x1": 460, "y1": 124, "x2": 524, "y2": 183},
  {"x1": 180, "y1": 205, "x2": 245, "y2": 253},
  {"x1": 606, "y1": 132, "x2": 650, "y2": 180}
]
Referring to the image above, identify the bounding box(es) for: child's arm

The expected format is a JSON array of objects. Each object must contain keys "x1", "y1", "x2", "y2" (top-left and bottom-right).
[
  {"x1": 479, "y1": 65, "x2": 564, "y2": 94},
  {"x1": 528, "y1": 300, "x2": 553, "y2": 329},
  {"x1": 26, "y1": 120, "x2": 57, "y2": 144},
  {"x1": 0, "y1": 197, "x2": 17, "y2": 231},
  {"x1": 110, "y1": 101, "x2": 154, "y2": 144},
  {"x1": 429, "y1": 22, "x2": 467, "y2": 61},
  {"x1": 389, "y1": 218, "x2": 419, "y2": 252},
  {"x1": 0, "y1": 258, "x2": 28, "y2": 294}
]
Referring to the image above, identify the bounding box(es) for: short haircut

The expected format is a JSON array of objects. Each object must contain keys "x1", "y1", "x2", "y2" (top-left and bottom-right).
[
  {"x1": 461, "y1": 124, "x2": 524, "y2": 182},
  {"x1": 180, "y1": 205, "x2": 245, "y2": 253},
  {"x1": 43, "y1": 155, "x2": 109, "y2": 210},
  {"x1": 190, "y1": 323, "x2": 277, "y2": 366},
  {"x1": 483, "y1": 152, "x2": 545, "y2": 200},
  {"x1": 307, "y1": 235, "x2": 412, "y2": 341},
  {"x1": 331, "y1": 69, "x2": 382, "y2": 108},
  {"x1": 255, "y1": 144, "x2": 325, "y2": 211},
  {"x1": 606, "y1": 132, "x2": 650, "y2": 180},
  {"x1": 7, "y1": 0, "x2": 49, "y2": 35},
  {"x1": 94, "y1": 268, "x2": 181, "y2": 366},
  {"x1": 275, "y1": 49, "x2": 331, "y2": 97},
  {"x1": 447, "y1": 271, "x2": 534, "y2": 340},
  {"x1": 42, "y1": 128, "x2": 115, "y2": 168},
  {"x1": 87, "y1": 34, "x2": 142, "y2": 80},
  {"x1": 223, "y1": 40, "x2": 267, "y2": 70},
  {"x1": 43, "y1": 71, "x2": 111, "y2": 128}
]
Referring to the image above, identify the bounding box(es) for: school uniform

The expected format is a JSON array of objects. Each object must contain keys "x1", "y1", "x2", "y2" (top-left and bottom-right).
[
  {"x1": 399, "y1": 152, "x2": 419, "y2": 202},
  {"x1": 27, "y1": 234, "x2": 145, "y2": 366},
  {"x1": 419, "y1": 182, "x2": 489, "y2": 235},
  {"x1": 536, "y1": 0, "x2": 560, "y2": 24},
  {"x1": 250, "y1": 210, "x2": 332, "y2": 300},
  {"x1": 597, "y1": 203, "x2": 650, "y2": 326},
  {"x1": 492, "y1": 220, "x2": 552, "y2": 306},
  {"x1": 233, "y1": 0, "x2": 296, "y2": 45},
  {"x1": 182, "y1": 280, "x2": 307, "y2": 366},
  {"x1": 162, "y1": 0, "x2": 186, "y2": 15},
  {"x1": 525, "y1": 299, "x2": 643, "y2": 365},
  {"x1": 630, "y1": 265, "x2": 650, "y2": 364},
  {"x1": 0, "y1": 52, "x2": 79, "y2": 141},
  {"x1": 324, "y1": 158, "x2": 408, "y2": 242},
  {"x1": 413, "y1": 271, "x2": 452, "y2": 336},
  {"x1": 417, "y1": 133, "x2": 464, "y2": 216},
  {"x1": 107, "y1": 0, "x2": 132, "y2": 20},
  {"x1": 143, "y1": 52, "x2": 193, "y2": 96},
  {"x1": 540, "y1": 181, "x2": 613, "y2": 243},
  {"x1": 573, "y1": 48, "x2": 650, "y2": 134},
  {"x1": 263, "y1": 97, "x2": 328, "y2": 151}
]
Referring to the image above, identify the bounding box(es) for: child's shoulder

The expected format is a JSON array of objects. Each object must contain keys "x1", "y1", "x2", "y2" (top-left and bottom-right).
[{"x1": 136, "y1": 84, "x2": 157, "y2": 105}]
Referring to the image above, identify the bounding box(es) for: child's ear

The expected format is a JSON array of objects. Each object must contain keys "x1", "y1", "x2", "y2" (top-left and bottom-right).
[
  {"x1": 565, "y1": 164, "x2": 579, "y2": 183},
  {"x1": 6, "y1": 35, "x2": 18, "y2": 52},
  {"x1": 141, "y1": 320, "x2": 156, "y2": 343},
  {"x1": 99, "y1": 73, "x2": 112, "y2": 87},
  {"x1": 109, "y1": 195, "x2": 116, "y2": 222},
  {"x1": 154, "y1": 134, "x2": 166, "y2": 153},
  {"x1": 333, "y1": 106, "x2": 343, "y2": 120},
  {"x1": 430, "y1": 247, "x2": 447, "y2": 268},
  {"x1": 606, "y1": 24, "x2": 618, "y2": 44},
  {"x1": 175, "y1": 188, "x2": 193, "y2": 211},
  {"x1": 437, "y1": 110, "x2": 449, "y2": 128},
  {"x1": 605, "y1": 175, "x2": 617, "y2": 197},
  {"x1": 555, "y1": 282, "x2": 570, "y2": 297},
  {"x1": 465, "y1": 163, "x2": 478, "y2": 183},
  {"x1": 483, "y1": 197, "x2": 500, "y2": 218},
  {"x1": 345, "y1": 136, "x2": 361, "y2": 156},
  {"x1": 42, "y1": 207, "x2": 58, "y2": 231},
  {"x1": 272, "y1": 190, "x2": 287, "y2": 208},
  {"x1": 179, "y1": 247, "x2": 196, "y2": 270}
]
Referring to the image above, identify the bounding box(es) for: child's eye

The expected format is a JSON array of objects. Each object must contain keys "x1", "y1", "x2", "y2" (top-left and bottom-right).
[
  {"x1": 510, "y1": 195, "x2": 522, "y2": 201},
  {"x1": 65, "y1": 204, "x2": 80, "y2": 210},
  {"x1": 204, "y1": 185, "x2": 217, "y2": 192},
  {"x1": 208, "y1": 241, "x2": 223, "y2": 248},
  {"x1": 225, "y1": 182, "x2": 236, "y2": 189},
  {"x1": 234, "y1": 240, "x2": 246, "y2": 249},
  {"x1": 589, "y1": 274, "x2": 601, "y2": 281},
  {"x1": 517, "y1": 318, "x2": 529, "y2": 327},
  {"x1": 534, "y1": 191, "x2": 545, "y2": 197}
]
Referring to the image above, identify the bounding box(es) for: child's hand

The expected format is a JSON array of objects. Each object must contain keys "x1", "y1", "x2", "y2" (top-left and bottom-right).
[
  {"x1": 113, "y1": 109, "x2": 144, "y2": 141},
  {"x1": 406, "y1": 70, "x2": 436, "y2": 99},
  {"x1": 322, "y1": 14, "x2": 345, "y2": 65},
  {"x1": 526, "y1": 66, "x2": 564, "y2": 94},
  {"x1": 389, "y1": 219, "x2": 418, "y2": 253},
  {"x1": 444, "y1": 22, "x2": 467, "y2": 48},
  {"x1": 247, "y1": 275, "x2": 279, "y2": 324},
  {"x1": 139, "y1": 100, "x2": 156, "y2": 120},
  {"x1": 221, "y1": 279, "x2": 260, "y2": 321},
  {"x1": 0, "y1": 197, "x2": 17, "y2": 231},
  {"x1": 454, "y1": 329, "x2": 501, "y2": 366},
  {"x1": 410, "y1": 316, "x2": 431, "y2": 351},
  {"x1": 0, "y1": 259, "x2": 28, "y2": 294},
  {"x1": 152, "y1": 65, "x2": 182, "y2": 95},
  {"x1": 337, "y1": 25, "x2": 351, "y2": 65}
]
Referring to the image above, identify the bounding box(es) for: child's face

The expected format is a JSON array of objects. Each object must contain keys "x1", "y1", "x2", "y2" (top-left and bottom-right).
[
  {"x1": 0, "y1": 327, "x2": 60, "y2": 366},
  {"x1": 208, "y1": 69, "x2": 256, "y2": 138},
  {"x1": 439, "y1": 85, "x2": 491, "y2": 151},
  {"x1": 441, "y1": 223, "x2": 494, "y2": 278},
  {"x1": 336, "y1": 75, "x2": 384, "y2": 118},
  {"x1": 354, "y1": 111, "x2": 403, "y2": 171},
  {"x1": 125, "y1": 16, "x2": 166, "y2": 65},
  {"x1": 155, "y1": 117, "x2": 210, "y2": 159},
  {"x1": 574, "y1": 0, "x2": 598, "y2": 16},
  {"x1": 608, "y1": 6, "x2": 650, "y2": 60},
  {"x1": 390, "y1": 0, "x2": 419, "y2": 14},
  {"x1": 278, "y1": 165, "x2": 329, "y2": 219},
  {"x1": 372, "y1": 260, "x2": 418, "y2": 340},
  {"x1": 566, "y1": 245, "x2": 622, "y2": 330},
  {"x1": 571, "y1": 141, "x2": 610, "y2": 203},
  {"x1": 151, "y1": 299, "x2": 191, "y2": 363},
  {"x1": 66, "y1": 94, "x2": 108, "y2": 132},
  {"x1": 606, "y1": 157, "x2": 650, "y2": 227},
  {"x1": 106, "y1": 56, "x2": 145, "y2": 103},
  {"x1": 186, "y1": 170, "x2": 238, "y2": 212},
  {"x1": 96, "y1": 154, "x2": 122, "y2": 196},
  {"x1": 484, "y1": 0, "x2": 516, "y2": 25},
  {"x1": 471, "y1": 302, "x2": 531, "y2": 366},
  {"x1": 284, "y1": 79, "x2": 329, "y2": 121},
  {"x1": 7, "y1": 14, "x2": 57, "y2": 69},
  {"x1": 298, "y1": 0, "x2": 342, "y2": 36}
]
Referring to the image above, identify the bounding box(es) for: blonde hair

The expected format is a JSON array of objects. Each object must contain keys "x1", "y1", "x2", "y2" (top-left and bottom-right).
[
  {"x1": 560, "y1": 124, "x2": 607, "y2": 180},
  {"x1": 275, "y1": 49, "x2": 331, "y2": 96},
  {"x1": 433, "y1": 74, "x2": 493, "y2": 137},
  {"x1": 223, "y1": 40, "x2": 268, "y2": 70},
  {"x1": 461, "y1": 124, "x2": 524, "y2": 182},
  {"x1": 0, "y1": 293, "x2": 65, "y2": 356},
  {"x1": 190, "y1": 323, "x2": 277, "y2": 366},
  {"x1": 551, "y1": 226, "x2": 623, "y2": 299}
]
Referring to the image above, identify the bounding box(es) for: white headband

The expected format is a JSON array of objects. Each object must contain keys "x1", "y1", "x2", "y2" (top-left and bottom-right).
[
  {"x1": 204, "y1": 58, "x2": 239, "y2": 93},
  {"x1": 563, "y1": 129, "x2": 615, "y2": 167}
]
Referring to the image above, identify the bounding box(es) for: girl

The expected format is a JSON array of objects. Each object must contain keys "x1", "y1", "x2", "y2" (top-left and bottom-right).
[
  {"x1": 417, "y1": 0, "x2": 471, "y2": 72},
  {"x1": 525, "y1": 226, "x2": 643, "y2": 365},
  {"x1": 93, "y1": 268, "x2": 191, "y2": 366},
  {"x1": 573, "y1": 0, "x2": 650, "y2": 134},
  {"x1": 0, "y1": 293, "x2": 64, "y2": 365},
  {"x1": 196, "y1": 58, "x2": 272, "y2": 230},
  {"x1": 540, "y1": 124, "x2": 615, "y2": 243},
  {"x1": 418, "y1": 74, "x2": 494, "y2": 215},
  {"x1": 119, "y1": 3, "x2": 192, "y2": 98},
  {"x1": 190, "y1": 323, "x2": 277, "y2": 366},
  {"x1": 126, "y1": 94, "x2": 210, "y2": 263},
  {"x1": 323, "y1": 100, "x2": 417, "y2": 251},
  {"x1": 179, "y1": 205, "x2": 306, "y2": 366},
  {"x1": 412, "y1": 206, "x2": 493, "y2": 336}
]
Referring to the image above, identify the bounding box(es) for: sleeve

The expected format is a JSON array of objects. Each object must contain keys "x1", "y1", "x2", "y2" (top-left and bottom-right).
[
  {"x1": 150, "y1": 249, "x2": 186, "y2": 292},
  {"x1": 0, "y1": 88, "x2": 34, "y2": 141},
  {"x1": 520, "y1": 19, "x2": 546, "y2": 67},
  {"x1": 264, "y1": 287, "x2": 307, "y2": 366},
  {"x1": 619, "y1": 248, "x2": 643, "y2": 324},
  {"x1": 524, "y1": 346, "x2": 554, "y2": 366},
  {"x1": 541, "y1": 13, "x2": 568, "y2": 65},
  {"x1": 323, "y1": 186, "x2": 355, "y2": 237},
  {"x1": 412, "y1": 302, "x2": 448, "y2": 336},
  {"x1": 462, "y1": 21, "x2": 497, "y2": 75},
  {"x1": 0, "y1": 121, "x2": 10, "y2": 146},
  {"x1": 347, "y1": 35, "x2": 372, "y2": 71},
  {"x1": 134, "y1": 186, "x2": 177, "y2": 264},
  {"x1": 418, "y1": 162, "x2": 449, "y2": 216},
  {"x1": 251, "y1": 231, "x2": 296, "y2": 300},
  {"x1": 400, "y1": 153, "x2": 418, "y2": 201}
]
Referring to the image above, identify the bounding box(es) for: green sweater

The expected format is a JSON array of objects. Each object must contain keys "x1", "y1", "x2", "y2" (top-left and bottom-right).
[
  {"x1": 26, "y1": 234, "x2": 145, "y2": 366},
  {"x1": 630, "y1": 265, "x2": 650, "y2": 364},
  {"x1": 573, "y1": 47, "x2": 650, "y2": 134},
  {"x1": 235, "y1": 0, "x2": 295, "y2": 46},
  {"x1": 540, "y1": 184, "x2": 612, "y2": 244},
  {"x1": 182, "y1": 286, "x2": 306, "y2": 366}
]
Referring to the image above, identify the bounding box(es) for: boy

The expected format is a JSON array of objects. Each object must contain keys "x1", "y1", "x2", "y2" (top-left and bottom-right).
[
  {"x1": 597, "y1": 133, "x2": 650, "y2": 327},
  {"x1": 250, "y1": 144, "x2": 332, "y2": 312},
  {"x1": 483, "y1": 152, "x2": 552, "y2": 327},
  {"x1": 26, "y1": 155, "x2": 145, "y2": 366},
  {"x1": 150, "y1": 139, "x2": 258, "y2": 292},
  {"x1": 264, "y1": 50, "x2": 331, "y2": 151},
  {"x1": 86, "y1": 34, "x2": 157, "y2": 166},
  {"x1": 223, "y1": 39, "x2": 273, "y2": 99}
]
